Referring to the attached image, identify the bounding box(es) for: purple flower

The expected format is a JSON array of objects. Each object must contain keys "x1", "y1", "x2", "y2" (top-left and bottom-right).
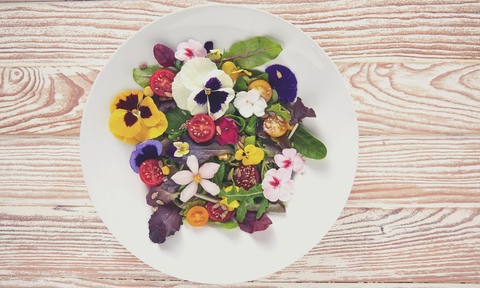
[
  {"x1": 265, "y1": 64, "x2": 297, "y2": 103},
  {"x1": 129, "y1": 139, "x2": 163, "y2": 173},
  {"x1": 215, "y1": 117, "x2": 239, "y2": 145}
]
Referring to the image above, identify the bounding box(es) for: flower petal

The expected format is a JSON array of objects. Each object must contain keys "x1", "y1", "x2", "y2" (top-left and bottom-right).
[
  {"x1": 170, "y1": 170, "x2": 194, "y2": 185},
  {"x1": 198, "y1": 162, "x2": 220, "y2": 179},
  {"x1": 180, "y1": 182, "x2": 198, "y2": 202},
  {"x1": 262, "y1": 185, "x2": 279, "y2": 202},
  {"x1": 199, "y1": 179, "x2": 220, "y2": 196},
  {"x1": 186, "y1": 155, "x2": 199, "y2": 174},
  {"x1": 181, "y1": 57, "x2": 217, "y2": 91},
  {"x1": 172, "y1": 73, "x2": 191, "y2": 110}
]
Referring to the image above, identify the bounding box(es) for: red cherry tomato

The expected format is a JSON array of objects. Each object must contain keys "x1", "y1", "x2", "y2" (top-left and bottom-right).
[
  {"x1": 188, "y1": 114, "x2": 215, "y2": 143},
  {"x1": 206, "y1": 202, "x2": 234, "y2": 222},
  {"x1": 139, "y1": 159, "x2": 165, "y2": 186},
  {"x1": 149, "y1": 69, "x2": 176, "y2": 97}
]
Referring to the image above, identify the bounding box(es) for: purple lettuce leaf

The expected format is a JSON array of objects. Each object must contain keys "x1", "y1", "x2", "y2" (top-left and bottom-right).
[
  {"x1": 238, "y1": 211, "x2": 273, "y2": 234},
  {"x1": 288, "y1": 97, "x2": 316, "y2": 126},
  {"x1": 148, "y1": 202, "x2": 183, "y2": 244},
  {"x1": 153, "y1": 44, "x2": 176, "y2": 68},
  {"x1": 146, "y1": 179, "x2": 181, "y2": 207}
]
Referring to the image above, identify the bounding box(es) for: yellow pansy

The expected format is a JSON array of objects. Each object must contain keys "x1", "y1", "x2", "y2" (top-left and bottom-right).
[
  {"x1": 108, "y1": 90, "x2": 168, "y2": 145},
  {"x1": 235, "y1": 145, "x2": 265, "y2": 165}
]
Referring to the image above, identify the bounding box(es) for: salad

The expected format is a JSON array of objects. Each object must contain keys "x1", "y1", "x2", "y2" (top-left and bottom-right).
[{"x1": 107, "y1": 36, "x2": 327, "y2": 244}]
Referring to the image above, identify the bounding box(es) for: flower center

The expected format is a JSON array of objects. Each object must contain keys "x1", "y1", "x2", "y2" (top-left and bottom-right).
[
  {"x1": 269, "y1": 176, "x2": 280, "y2": 187},
  {"x1": 205, "y1": 88, "x2": 211, "y2": 95},
  {"x1": 283, "y1": 160, "x2": 292, "y2": 168},
  {"x1": 194, "y1": 174, "x2": 201, "y2": 183}
]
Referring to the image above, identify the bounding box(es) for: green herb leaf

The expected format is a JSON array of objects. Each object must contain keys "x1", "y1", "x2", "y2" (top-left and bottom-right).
[
  {"x1": 290, "y1": 125, "x2": 327, "y2": 159},
  {"x1": 244, "y1": 116, "x2": 257, "y2": 136},
  {"x1": 209, "y1": 219, "x2": 239, "y2": 229},
  {"x1": 223, "y1": 36, "x2": 282, "y2": 69},
  {"x1": 132, "y1": 65, "x2": 162, "y2": 88},
  {"x1": 218, "y1": 184, "x2": 266, "y2": 223},
  {"x1": 213, "y1": 161, "x2": 226, "y2": 187},
  {"x1": 257, "y1": 198, "x2": 269, "y2": 219},
  {"x1": 165, "y1": 107, "x2": 191, "y2": 135},
  {"x1": 225, "y1": 114, "x2": 246, "y2": 132},
  {"x1": 267, "y1": 103, "x2": 291, "y2": 123}
]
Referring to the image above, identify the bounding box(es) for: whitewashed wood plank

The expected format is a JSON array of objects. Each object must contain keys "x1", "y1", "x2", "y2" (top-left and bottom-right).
[
  {"x1": 0, "y1": 1, "x2": 479, "y2": 66},
  {"x1": 0, "y1": 278, "x2": 478, "y2": 288},
  {"x1": 0, "y1": 205, "x2": 478, "y2": 283}
]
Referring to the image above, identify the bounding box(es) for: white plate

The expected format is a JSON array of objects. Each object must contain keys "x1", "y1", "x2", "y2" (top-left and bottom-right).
[{"x1": 80, "y1": 4, "x2": 358, "y2": 284}]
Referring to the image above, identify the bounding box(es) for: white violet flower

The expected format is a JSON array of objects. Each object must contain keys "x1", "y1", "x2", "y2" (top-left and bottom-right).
[
  {"x1": 233, "y1": 89, "x2": 267, "y2": 118},
  {"x1": 172, "y1": 57, "x2": 235, "y2": 120}
]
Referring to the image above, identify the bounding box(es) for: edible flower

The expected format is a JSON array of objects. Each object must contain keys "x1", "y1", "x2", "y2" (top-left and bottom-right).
[
  {"x1": 265, "y1": 64, "x2": 297, "y2": 103},
  {"x1": 109, "y1": 90, "x2": 168, "y2": 144},
  {"x1": 233, "y1": 89, "x2": 267, "y2": 118},
  {"x1": 221, "y1": 61, "x2": 252, "y2": 81},
  {"x1": 129, "y1": 139, "x2": 163, "y2": 173},
  {"x1": 175, "y1": 39, "x2": 207, "y2": 62},
  {"x1": 261, "y1": 168, "x2": 294, "y2": 202},
  {"x1": 235, "y1": 145, "x2": 265, "y2": 165},
  {"x1": 172, "y1": 142, "x2": 190, "y2": 157},
  {"x1": 274, "y1": 148, "x2": 305, "y2": 174},
  {"x1": 215, "y1": 117, "x2": 239, "y2": 145},
  {"x1": 172, "y1": 57, "x2": 235, "y2": 120},
  {"x1": 171, "y1": 155, "x2": 221, "y2": 202},
  {"x1": 220, "y1": 198, "x2": 239, "y2": 212}
]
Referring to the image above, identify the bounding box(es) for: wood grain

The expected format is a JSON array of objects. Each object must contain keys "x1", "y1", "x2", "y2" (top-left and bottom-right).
[
  {"x1": 1, "y1": 205, "x2": 479, "y2": 283},
  {"x1": 0, "y1": 136, "x2": 478, "y2": 207},
  {"x1": 0, "y1": 1, "x2": 479, "y2": 66},
  {"x1": 0, "y1": 67, "x2": 97, "y2": 135},
  {"x1": 1, "y1": 62, "x2": 479, "y2": 136}
]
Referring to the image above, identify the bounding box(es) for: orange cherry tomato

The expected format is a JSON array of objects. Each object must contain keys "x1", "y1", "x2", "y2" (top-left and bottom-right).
[
  {"x1": 263, "y1": 116, "x2": 288, "y2": 137},
  {"x1": 248, "y1": 80, "x2": 272, "y2": 102},
  {"x1": 186, "y1": 206, "x2": 209, "y2": 227}
]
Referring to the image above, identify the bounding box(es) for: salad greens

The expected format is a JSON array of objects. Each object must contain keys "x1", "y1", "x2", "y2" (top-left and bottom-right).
[{"x1": 107, "y1": 36, "x2": 327, "y2": 244}]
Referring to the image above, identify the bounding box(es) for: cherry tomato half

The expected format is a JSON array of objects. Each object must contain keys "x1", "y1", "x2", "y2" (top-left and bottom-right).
[
  {"x1": 263, "y1": 116, "x2": 288, "y2": 137},
  {"x1": 206, "y1": 202, "x2": 234, "y2": 222},
  {"x1": 186, "y1": 206, "x2": 209, "y2": 227},
  {"x1": 139, "y1": 159, "x2": 165, "y2": 186},
  {"x1": 188, "y1": 114, "x2": 215, "y2": 143},
  {"x1": 149, "y1": 69, "x2": 176, "y2": 98},
  {"x1": 248, "y1": 79, "x2": 272, "y2": 102}
]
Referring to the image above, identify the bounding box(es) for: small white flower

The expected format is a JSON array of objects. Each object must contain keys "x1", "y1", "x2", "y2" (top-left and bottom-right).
[{"x1": 233, "y1": 89, "x2": 267, "y2": 118}]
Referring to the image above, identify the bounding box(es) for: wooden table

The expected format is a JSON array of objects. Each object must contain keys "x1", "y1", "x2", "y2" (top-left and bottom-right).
[{"x1": 1, "y1": 1, "x2": 479, "y2": 287}]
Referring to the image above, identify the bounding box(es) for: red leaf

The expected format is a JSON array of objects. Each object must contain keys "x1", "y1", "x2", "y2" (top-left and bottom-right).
[
  {"x1": 148, "y1": 202, "x2": 183, "y2": 244},
  {"x1": 238, "y1": 211, "x2": 272, "y2": 234},
  {"x1": 153, "y1": 44, "x2": 176, "y2": 68}
]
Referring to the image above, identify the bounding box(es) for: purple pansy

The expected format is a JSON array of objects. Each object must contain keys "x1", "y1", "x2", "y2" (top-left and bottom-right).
[
  {"x1": 265, "y1": 64, "x2": 297, "y2": 103},
  {"x1": 129, "y1": 139, "x2": 163, "y2": 173}
]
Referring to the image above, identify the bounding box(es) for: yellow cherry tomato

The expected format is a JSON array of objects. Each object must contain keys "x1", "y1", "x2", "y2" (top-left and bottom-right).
[
  {"x1": 263, "y1": 116, "x2": 288, "y2": 137},
  {"x1": 186, "y1": 206, "x2": 209, "y2": 227},
  {"x1": 248, "y1": 79, "x2": 272, "y2": 102}
]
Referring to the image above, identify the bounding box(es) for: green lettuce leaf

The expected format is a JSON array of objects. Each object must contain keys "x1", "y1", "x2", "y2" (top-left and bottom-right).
[
  {"x1": 290, "y1": 125, "x2": 327, "y2": 159},
  {"x1": 133, "y1": 65, "x2": 162, "y2": 88},
  {"x1": 223, "y1": 36, "x2": 282, "y2": 69}
]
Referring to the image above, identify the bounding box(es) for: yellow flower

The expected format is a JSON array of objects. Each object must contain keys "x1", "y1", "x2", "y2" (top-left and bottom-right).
[
  {"x1": 235, "y1": 144, "x2": 265, "y2": 165},
  {"x1": 220, "y1": 186, "x2": 239, "y2": 211},
  {"x1": 173, "y1": 142, "x2": 190, "y2": 157},
  {"x1": 109, "y1": 90, "x2": 168, "y2": 144},
  {"x1": 221, "y1": 61, "x2": 252, "y2": 81}
]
